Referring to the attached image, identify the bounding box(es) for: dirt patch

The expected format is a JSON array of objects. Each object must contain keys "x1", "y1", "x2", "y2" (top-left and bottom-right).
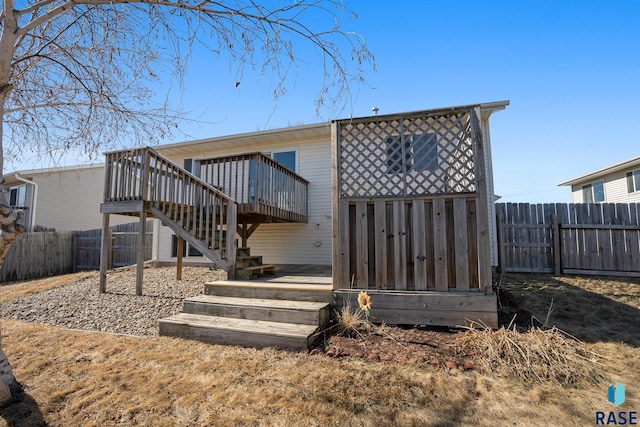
[
  {"x1": 310, "y1": 285, "x2": 536, "y2": 371},
  {"x1": 320, "y1": 325, "x2": 474, "y2": 368}
]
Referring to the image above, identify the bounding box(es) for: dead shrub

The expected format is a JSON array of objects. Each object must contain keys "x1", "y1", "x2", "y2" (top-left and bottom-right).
[
  {"x1": 457, "y1": 322, "x2": 604, "y2": 386},
  {"x1": 333, "y1": 301, "x2": 366, "y2": 337}
]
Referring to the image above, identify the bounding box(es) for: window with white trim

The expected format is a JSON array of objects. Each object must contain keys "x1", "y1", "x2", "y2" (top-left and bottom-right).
[
  {"x1": 582, "y1": 180, "x2": 605, "y2": 203},
  {"x1": 626, "y1": 170, "x2": 640, "y2": 193},
  {"x1": 9, "y1": 185, "x2": 26, "y2": 207}
]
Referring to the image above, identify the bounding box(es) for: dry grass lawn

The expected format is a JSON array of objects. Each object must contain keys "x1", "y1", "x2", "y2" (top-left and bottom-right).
[{"x1": 0, "y1": 272, "x2": 639, "y2": 426}]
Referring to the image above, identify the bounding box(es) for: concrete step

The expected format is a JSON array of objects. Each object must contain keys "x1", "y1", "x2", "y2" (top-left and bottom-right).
[
  {"x1": 183, "y1": 295, "x2": 330, "y2": 326},
  {"x1": 159, "y1": 313, "x2": 319, "y2": 350},
  {"x1": 205, "y1": 280, "x2": 333, "y2": 303}
]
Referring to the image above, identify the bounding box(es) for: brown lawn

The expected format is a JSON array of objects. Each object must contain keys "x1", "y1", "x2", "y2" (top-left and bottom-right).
[{"x1": 0, "y1": 272, "x2": 639, "y2": 426}]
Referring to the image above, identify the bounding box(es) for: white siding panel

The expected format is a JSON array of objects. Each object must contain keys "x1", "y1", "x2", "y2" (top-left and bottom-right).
[
  {"x1": 604, "y1": 170, "x2": 640, "y2": 203},
  {"x1": 32, "y1": 166, "x2": 133, "y2": 231}
]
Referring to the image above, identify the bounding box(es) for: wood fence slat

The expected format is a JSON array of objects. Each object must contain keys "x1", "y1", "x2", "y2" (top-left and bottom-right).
[
  {"x1": 433, "y1": 198, "x2": 447, "y2": 291},
  {"x1": 412, "y1": 199, "x2": 427, "y2": 291},
  {"x1": 393, "y1": 201, "x2": 407, "y2": 290},
  {"x1": 374, "y1": 200, "x2": 387, "y2": 290},
  {"x1": 355, "y1": 201, "x2": 368, "y2": 289},
  {"x1": 453, "y1": 198, "x2": 469, "y2": 291},
  {"x1": 336, "y1": 200, "x2": 351, "y2": 288}
]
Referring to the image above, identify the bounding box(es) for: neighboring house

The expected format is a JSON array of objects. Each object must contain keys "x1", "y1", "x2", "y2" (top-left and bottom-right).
[
  {"x1": 559, "y1": 155, "x2": 640, "y2": 203},
  {"x1": 2, "y1": 164, "x2": 136, "y2": 231}
]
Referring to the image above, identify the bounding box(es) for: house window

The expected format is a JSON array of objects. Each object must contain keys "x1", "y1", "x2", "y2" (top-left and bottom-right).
[
  {"x1": 386, "y1": 133, "x2": 438, "y2": 174},
  {"x1": 266, "y1": 150, "x2": 297, "y2": 172},
  {"x1": 626, "y1": 170, "x2": 640, "y2": 193},
  {"x1": 183, "y1": 158, "x2": 193, "y2": 173},
  {"x1": 582, "y1": 180, "x2": 605, "y2": 203},
  {"x1": 171, "y1": 235, "x2": 203, "y2": 258},
  {"x1": 9, "y1": 185, "x2": 26, "y2": 207}
]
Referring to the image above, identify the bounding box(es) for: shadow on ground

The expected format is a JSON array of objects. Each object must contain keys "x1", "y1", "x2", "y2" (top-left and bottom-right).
[
  {"x1": 0, "y1": 392, "x2": 47, "y2": 427},
  {"x1": 497, "y1": 273, "x2": 640, "y2": 347}
]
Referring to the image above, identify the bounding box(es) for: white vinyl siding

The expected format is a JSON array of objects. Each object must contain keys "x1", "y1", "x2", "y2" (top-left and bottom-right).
[{"x1": 29, "y1": 166, "x2": 133, "y2": 230}]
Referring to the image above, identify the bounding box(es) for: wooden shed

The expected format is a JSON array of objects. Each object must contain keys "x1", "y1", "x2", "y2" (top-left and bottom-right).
[{"x1": 331, "y1": 105, "x2": 500, "y2": 328}]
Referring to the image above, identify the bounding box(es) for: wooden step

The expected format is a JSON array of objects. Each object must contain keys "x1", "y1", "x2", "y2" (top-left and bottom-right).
[
  {"x1": 204, "y1": 280, "x2": 333, "y2": 303},
  {"x1": 241, "y1": 264, "x2": 276, "y2": 279},
  {"x1": 183, "y1": 295, "x2": 330, "y2": 326},
  {"x1": 237, "y1": 247, "x2": 251, "y2": 257},
  {"x1": 159, "y1": 313, "x2": 319, "y2": 350},
  {"x1": 235, "y1": 255, "x2": 263, "y2": 268}
]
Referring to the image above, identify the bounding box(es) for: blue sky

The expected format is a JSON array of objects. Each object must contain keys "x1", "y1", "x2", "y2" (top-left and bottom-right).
[{"x1": 15, "y1": 1, "x2": 640, "y2": 203}]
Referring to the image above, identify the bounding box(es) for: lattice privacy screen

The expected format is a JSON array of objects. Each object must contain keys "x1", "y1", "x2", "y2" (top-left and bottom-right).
[{"x1": 337, "y1": 110, "x2": 478, "y2": 199}]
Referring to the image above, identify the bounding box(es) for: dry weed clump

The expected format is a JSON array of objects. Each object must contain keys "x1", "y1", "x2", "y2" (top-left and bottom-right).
[
  {"x1": 334, "y1": 301, "x2": 366, "y2": 337},
  {"x1": 457, "y1": 323, "x2": 604, "y2": 386}
]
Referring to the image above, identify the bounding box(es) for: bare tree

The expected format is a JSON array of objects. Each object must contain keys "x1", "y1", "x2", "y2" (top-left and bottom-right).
[{"x1": 0, "y1": 0, "x2": 373, "y2": 404}]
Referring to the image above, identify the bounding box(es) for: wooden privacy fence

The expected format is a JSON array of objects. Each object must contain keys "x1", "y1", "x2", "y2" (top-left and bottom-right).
[
  {"x1": 0, "y1": 222, "x2": 153, "y2": 283},
  {"x1": 0, "y1": 231, "x2": 74, "y2": 282},
  {"x1": 496, "y1": 202, "x2": 640, "y2": 277},
  {"x1": 75, "y1": 221, "x2": 153, "y2": 271}
]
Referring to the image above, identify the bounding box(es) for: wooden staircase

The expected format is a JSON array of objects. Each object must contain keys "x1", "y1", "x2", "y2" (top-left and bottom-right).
[
  {"x1": 101, "y1": 147, "x2": 310, "y2": 284},
  {"x1": 159, "y1": 280, "x2": 332, "y2": 350},
  {"x1": 234, "y1": 247, "x2": 276, "y2": 280},
  {"x1": 101, "y1": 147, "x2": 238, "y2": 278}
]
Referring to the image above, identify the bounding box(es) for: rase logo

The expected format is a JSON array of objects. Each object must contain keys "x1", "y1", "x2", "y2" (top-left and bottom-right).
[{"x1": 596, "y1": 382, "x2": 637, "y2": 425}]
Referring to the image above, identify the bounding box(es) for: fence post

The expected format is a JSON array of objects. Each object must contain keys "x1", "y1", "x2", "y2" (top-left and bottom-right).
[
  {"x1": 71, "y1": 232, "x2": 78, "y2": 273},
  {"x1": 553, "y1": 214, "x2": 562, "y2": 276},
  {"x1": 497, "y1": 213, "x2": 506, "y2": 274},
  {"x1": 176, "y1": 236, "x2": 183, "y2": 281},
  {"x1": 99, "y1": 213, "x2": 111, "y2": 293}
]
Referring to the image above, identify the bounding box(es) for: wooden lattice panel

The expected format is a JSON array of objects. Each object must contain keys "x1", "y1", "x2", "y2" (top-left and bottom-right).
[{"x1": 338, "y1": 111, "x2": 478, "y2": 199}]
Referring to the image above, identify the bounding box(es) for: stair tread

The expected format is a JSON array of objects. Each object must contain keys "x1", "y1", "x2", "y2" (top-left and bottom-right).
[
  {"x1": 186, "y1": 295, "x2": 329, "y2": 311},
  {"x1": 242, "y1": 264, "x2": 276, "y2": 271},
  {"x1": 160, "y1": 313, "x2": 319, "y2": 337},
  {"x1": 206, "y1": 280, "x2": 333, "y2": 292}
]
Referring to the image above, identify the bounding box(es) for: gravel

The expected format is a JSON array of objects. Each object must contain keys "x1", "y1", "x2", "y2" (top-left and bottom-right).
[{"x1": 0, "y1": 266, "x2": 227, "y2": 337}]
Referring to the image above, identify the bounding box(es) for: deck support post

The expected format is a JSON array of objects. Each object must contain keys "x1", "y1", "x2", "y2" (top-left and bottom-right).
[
  {"x1": 99, "y1": 213, "x2": 111, "y2": 293},
  {"x1": 136, "y1": 211, "x2": 147, "y2": 296},
  {"x1": 238, "y1": 223, "x2": 261, "y2": 248},
  {"x1": 176, "y1": 236, "x2": 184, "y2": 280}
]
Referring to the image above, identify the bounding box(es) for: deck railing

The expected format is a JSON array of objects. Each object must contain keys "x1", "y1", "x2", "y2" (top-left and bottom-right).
[
  {"x1": 199, "y1": 152, "x2": 309, "y2": 223},
  {"x1": 104, "y1": 147, "x2": 237, "y2": 268}
]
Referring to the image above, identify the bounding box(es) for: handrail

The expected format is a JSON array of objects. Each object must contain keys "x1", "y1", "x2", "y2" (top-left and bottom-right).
[
  {"x1": 103, "y1": 147, "x2": 238, "y2": 270},
  {"x1": 200, "y1": 152, "x2": 308, "y2": 222}
]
